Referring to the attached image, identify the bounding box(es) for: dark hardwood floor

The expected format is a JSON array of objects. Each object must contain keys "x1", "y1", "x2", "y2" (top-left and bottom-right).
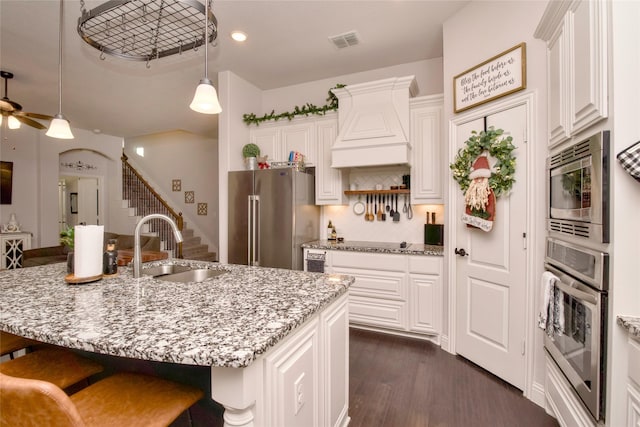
[{"x1": 349, "y1": 328, "x2": 559, "y2": 427}]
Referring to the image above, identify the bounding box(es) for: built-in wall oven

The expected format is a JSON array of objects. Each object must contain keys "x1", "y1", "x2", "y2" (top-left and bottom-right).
[
  {"x1": 547, "y1": 130, "x2": 610, "y2": 243},
  {"x1": 544, "y1": 237, "x2": 609, "y2": 422}
]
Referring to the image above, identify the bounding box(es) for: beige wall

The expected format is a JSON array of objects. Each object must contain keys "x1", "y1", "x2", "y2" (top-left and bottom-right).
[
  {"x1": 124, "y1": 130, "x2": 218, "y2": 253},
  {"x1": 443, "y1": 0, "x2": 548, "y2": 407}
]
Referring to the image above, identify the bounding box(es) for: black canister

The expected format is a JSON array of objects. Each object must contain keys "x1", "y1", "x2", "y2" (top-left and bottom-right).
[
  {"x1": 424, "y1": 224, "x2": 444, "y2": 246},
  {"x1": 103, "y1": 239, "x2": 118, "y2": 275}
]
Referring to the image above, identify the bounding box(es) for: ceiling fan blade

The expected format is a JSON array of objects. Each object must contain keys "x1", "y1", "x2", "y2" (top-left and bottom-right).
[
  {"x1": 15, "y1": 111, "x2": 53, "y2": 121},
  {"x1": 14, "y1": 114, "x2": 47, "y2": 130}
]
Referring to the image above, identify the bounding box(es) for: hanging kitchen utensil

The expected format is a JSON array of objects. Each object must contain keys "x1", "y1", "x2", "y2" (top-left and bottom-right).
[
  {"x1": 365, "y1": 194, "x2": 370, "y2": 221},
  {"x1": 353, "y1": 194, "x2": 365, "y2": 215},
  {"x1": 381, "y1": 195, "x2": 387, "y2": 221},
  {"x1": 386, "y1": 195, "x2": 390, "y2": 212},
  {"x1": 403, "y1": 194, "x2": 407, "y2": 213},
  {"x1": 368, "y1": 194, "x2": 375, "y2": 221},
  {"x1": 407, "y1": 198, "x2": 413, "y2": 219},
  {"x1": 389, "y1": 194, "x2": 395, "y2": 217},
  {"x1": 377, "y1": 194, "x2": 383, "y2": 221},
  {"x1": 393, "y1": 194, "x2": 400, "y2": 222}
]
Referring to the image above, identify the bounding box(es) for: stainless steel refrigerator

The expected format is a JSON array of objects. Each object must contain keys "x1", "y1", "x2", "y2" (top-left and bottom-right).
[{"x1": 228, "y1": 168, "x2": 320, "y2": 270}]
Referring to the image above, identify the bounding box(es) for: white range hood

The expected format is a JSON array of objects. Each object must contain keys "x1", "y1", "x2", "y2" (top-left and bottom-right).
[{"x1": 331, "y1": 76, "x2": 417, "y2": 168}]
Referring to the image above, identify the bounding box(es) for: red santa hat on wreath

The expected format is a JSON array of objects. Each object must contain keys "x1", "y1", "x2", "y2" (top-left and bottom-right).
[{"x1": 468, "y1": 153, "x2": 492, "y2": 179}]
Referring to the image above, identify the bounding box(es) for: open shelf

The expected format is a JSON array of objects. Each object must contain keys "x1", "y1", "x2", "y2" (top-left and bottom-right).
[{"x1": 344, "y1": 189, "x2": 410, "y2": 196}]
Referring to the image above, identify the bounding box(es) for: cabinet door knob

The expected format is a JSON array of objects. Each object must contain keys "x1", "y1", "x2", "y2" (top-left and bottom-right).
[{"x1": 454, "y1": 247, "x2": 468, "y2": 257}]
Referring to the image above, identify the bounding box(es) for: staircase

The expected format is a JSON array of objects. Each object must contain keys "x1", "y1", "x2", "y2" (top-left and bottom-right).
[
  {"x1": 179, "y1": 227, "x2": 217, "y2": 262},
  {"x1": 121, "y1": 154, "x2": 217, "y2": 262}
]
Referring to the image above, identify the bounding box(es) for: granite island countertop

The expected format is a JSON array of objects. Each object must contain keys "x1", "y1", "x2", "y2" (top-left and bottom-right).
[
  {"x1": 618, "y1": 315, "x2": 640, "y2": 339},
  {"x1": 302, "y1": 239, "x2": 444, "y2": 256},
  {"x1": 0, "y1": 260, "x2": 353, "y2": 368}
]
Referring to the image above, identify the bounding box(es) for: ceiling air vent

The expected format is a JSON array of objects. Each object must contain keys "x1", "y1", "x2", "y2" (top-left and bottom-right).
[{"x1": 329, "y1": 31, "x2": 360, "y2": 49}]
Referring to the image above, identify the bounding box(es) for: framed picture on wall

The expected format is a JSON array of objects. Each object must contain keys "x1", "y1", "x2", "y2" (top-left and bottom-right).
[
  {"x1": 70, "y1": 193, "x2": 78, "y2": 214},
  {"x1": 0, "y1": 161, "x2": 13, "y2": 205}
]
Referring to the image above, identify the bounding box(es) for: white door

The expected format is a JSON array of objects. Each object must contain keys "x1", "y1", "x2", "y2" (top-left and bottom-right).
[
  {"x1": 454, "y1": 104, "x2": 527, "y2": 390},
  {"x1": 77, "y1": 177, "x2": 99, "y2": 225}
]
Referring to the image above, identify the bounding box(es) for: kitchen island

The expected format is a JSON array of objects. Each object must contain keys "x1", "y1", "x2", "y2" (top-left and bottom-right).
[{"x1": 0, "y1": 260, "x2": 353, "y2": 427}]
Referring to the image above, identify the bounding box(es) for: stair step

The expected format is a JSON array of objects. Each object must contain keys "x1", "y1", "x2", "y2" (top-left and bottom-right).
[
  {"x1": 182, "y1": 244, "x2": 209, "y2": 257},
  {"x1": 185, "y1": 252, "x2": 218, "y2": 262},
  {"x1": 181, "y1": 228, "x2": 194, "y2": 239},
  {"x1": 182, "y1": 235, "x2": 201, "y2": 247}
]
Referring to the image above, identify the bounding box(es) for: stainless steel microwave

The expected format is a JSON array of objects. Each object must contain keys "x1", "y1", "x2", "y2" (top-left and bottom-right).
[{"x1": 547, "y1": 131, "x2": 610, "y2": 243}]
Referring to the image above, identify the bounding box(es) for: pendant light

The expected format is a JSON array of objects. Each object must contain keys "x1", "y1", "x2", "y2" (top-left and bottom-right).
[
  {"x1": 189, "y1": 0, "x2": 222, "y2": 114},
  {"x1": 46, "y1": 0, "x2": 74, "y2": 139}
]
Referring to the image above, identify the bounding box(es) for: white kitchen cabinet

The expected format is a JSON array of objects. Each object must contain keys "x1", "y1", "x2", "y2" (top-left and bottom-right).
[
  {"x1": 261, "y1": 293, "x2": 349, "y2": 427},
  {"x1": 250, "y1": 119, "x2": 316, "y2": 166},
  {"x1": 1, "y1": 232, "x2": 31, "y2": 269},
  {"x1": 264, "y1": 317, "x2": 319, "y2": 427},
  {"x1": 408, "y1": 256, "x2": 442, "y2": 336},
  {"x1": 535, "y1": 0, "x2": 608, "y2": 147},
  {"x1": 627, "y1": 337, "x2": 640, "y2": 427},
  {"x1": 315, "y1": 114, "x2": 349, "y2": 205},
  {"x1": 409, "y1": 95, "x2": 444, "y2": 204},
  {"x1": 250, "y1": 114, "x2": 348, "y2": 205},
  {"x1": 326, "y1": 249, "x2": 442, "y2": 341}
]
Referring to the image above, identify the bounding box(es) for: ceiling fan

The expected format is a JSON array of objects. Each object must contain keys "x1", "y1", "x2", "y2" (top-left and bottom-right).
[{"x1": 1, "y1": 70, "x2": 53, "y2": 130}]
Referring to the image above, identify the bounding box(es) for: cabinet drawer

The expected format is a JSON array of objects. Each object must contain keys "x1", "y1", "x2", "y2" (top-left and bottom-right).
[
  {"x1": 348, "y1": 296, "x2": 406, "y2": 331},
  {"x1": 331, "y1": 251, "x2": 405, "y2": 271},
  {"x1": 332, "y1": 267, "x2": 405, "y2": 300},
  {"x1": 408, "y1": 256, "x2": 442, "y2": 275}
]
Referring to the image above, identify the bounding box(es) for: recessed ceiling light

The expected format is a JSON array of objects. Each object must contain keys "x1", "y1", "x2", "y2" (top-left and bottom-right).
[{"x1": 231, "y1": 31, "x2": 247, "y2": 42}]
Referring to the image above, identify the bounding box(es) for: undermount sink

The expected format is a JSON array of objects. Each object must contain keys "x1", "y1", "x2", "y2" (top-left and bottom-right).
[{"x1": 142, "y1": 264, "x2": 229, "y2": 283}]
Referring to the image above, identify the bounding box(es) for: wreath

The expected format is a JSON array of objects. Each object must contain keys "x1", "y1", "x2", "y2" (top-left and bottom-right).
[{"x1": 450, "y1": 127, "x2": 516, "y2": 198}]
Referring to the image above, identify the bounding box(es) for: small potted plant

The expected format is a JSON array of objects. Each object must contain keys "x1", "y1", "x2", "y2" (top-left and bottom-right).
[
  {"x1": 60, "y1": 226, "x2": 74, "y2": 274},
  {"x1": 242, "y1": 143, "x2": 261, "y2": 170}
]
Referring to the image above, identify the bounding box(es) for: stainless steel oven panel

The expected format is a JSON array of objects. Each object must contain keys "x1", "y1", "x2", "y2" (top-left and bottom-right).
[
  {"x1": 549, "y1": 156, "x2": 595, "y2": 222},
  {"x1": 547, "y1": 130, "x2": 610, "y2": 243},
  {"x1": 544, "y1": 262, "x2": 607, "y2": 422},
  {"x1": 545, "y1": 237, "x2": 609, "y2": 291}
]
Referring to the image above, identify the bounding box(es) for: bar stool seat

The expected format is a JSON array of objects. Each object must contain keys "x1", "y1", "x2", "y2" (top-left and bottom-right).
[
  {"x1": 0, "y1": 347, "x2": 103, "y2": 390},
  {"x1": 0, "y1": 371, "x2": 204, "y2": 427},
  {"x1": 0, "y1": 331, "x2": 37, "y2": 357}
]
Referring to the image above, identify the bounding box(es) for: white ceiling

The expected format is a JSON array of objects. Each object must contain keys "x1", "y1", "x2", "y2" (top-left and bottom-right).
[{"x1": 0, "y1": 0, "x2": 468, "y2": 139}]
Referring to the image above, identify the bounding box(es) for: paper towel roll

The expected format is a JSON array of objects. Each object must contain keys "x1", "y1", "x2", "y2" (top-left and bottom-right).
[{"x1": 74, "y1": 225, "x2": 104, "y2": 278}]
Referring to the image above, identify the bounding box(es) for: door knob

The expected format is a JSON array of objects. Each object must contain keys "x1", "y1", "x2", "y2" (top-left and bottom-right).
[{"x1": 454, "y1": 247, "x2": 468, "y2": 257}]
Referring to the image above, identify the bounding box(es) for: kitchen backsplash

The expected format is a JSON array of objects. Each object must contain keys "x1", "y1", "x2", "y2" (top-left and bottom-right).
[{"x1": 319, "y1": 166, "x2": 445, "y2": 245}]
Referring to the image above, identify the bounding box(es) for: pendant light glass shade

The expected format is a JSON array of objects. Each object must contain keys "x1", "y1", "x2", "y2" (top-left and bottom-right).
[
  {"x1": 48, "y1": 0, "x2": 74, "y2": 139},
  {"x1": 190, "y1": 78, "x2": 222, "y2": 114},
  {"x1": 190, "y1": 0, "x2": 221, "y2": 115},
  {"x1": 7, "y1": 115, "x2": 21, "y2": 129},
  {"x1": 46, "y1": 114, "x2": 74, "y2": 139}
]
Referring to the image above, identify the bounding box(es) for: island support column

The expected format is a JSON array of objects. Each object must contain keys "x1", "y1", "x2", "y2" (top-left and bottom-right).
[{"x1": 211, "y1": 361, "x2": 262, "y2": 427}]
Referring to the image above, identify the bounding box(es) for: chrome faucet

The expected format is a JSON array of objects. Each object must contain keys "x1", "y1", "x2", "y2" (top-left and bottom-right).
[{"x1": 133, "y1": 214, "x2": 183, "y2": 278}]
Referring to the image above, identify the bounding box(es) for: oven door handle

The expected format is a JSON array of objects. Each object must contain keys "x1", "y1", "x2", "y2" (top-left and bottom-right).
[{"x1": 544, "y1": 264, "x2": 598, "y2": 305}]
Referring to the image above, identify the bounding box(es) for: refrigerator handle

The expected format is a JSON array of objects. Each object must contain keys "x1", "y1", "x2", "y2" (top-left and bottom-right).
[
  {"x1": 247, "y1": 195, "x2": 253, "y2": 265},
  {"x1": 254, "y1": 195, "x2": 260, "y2": 266},
  {"x1": 249, "y1": 195, "x2": 260, "y2": 266}
]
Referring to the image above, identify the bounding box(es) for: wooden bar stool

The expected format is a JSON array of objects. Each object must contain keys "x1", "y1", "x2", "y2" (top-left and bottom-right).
[
  {"x1": 0, "y1": 331, "x2": 37, "y2": 359},
  {"x1": 0, "y1": 346, "x2": 103, "y2": 391},
  {"x1": 0, "y1": 371, "x2": 204, "y2": 427}
]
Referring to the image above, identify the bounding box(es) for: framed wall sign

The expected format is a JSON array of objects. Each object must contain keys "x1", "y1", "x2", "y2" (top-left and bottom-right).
[{"x1": 453, "y1": 43, "x2": 526, "y2": 113}]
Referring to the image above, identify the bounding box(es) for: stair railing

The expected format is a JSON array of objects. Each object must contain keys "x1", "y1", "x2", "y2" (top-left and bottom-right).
[{"x1": 121, "y1": 153, "x2": 183, "y2": 258}]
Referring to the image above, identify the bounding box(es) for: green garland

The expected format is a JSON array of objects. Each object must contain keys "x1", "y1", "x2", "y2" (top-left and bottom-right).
[
  {"x1": 243, "y1": 84, "x2": 346, "y2": 126},
  {"x1": 450, "y1": 127, "x2": 516, "y2": 197}
]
